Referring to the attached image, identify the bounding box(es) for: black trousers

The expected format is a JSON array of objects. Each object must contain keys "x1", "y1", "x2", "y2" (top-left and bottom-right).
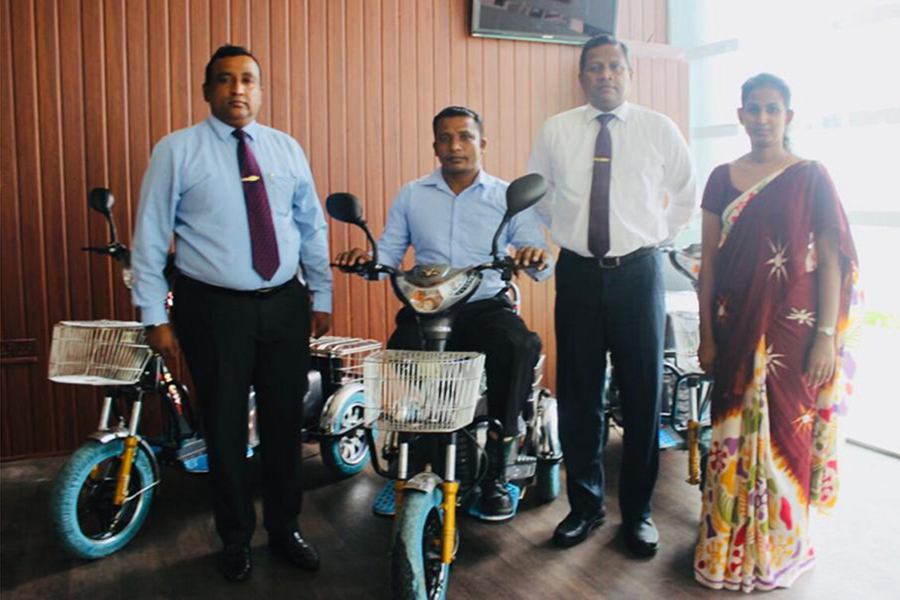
[
  {"x1": 555, "y1": 249, "x2": 664, "y2": 523},
  {"x1": 388, "y1": 296, "x2": 542, "y2": 437},
  {"x1": 172, "y1": 276, "x2": 310, "y2": 545}
]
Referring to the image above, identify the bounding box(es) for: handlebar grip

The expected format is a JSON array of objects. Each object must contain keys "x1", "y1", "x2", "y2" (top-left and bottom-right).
[{"x1": 330, "y1": 261, "x2": 371, "y2": 275}]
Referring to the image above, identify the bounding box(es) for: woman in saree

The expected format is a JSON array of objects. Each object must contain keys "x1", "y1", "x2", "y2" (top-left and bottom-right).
[{"x1": 693, "y1": 73, "x2": 858, "y2": 592}]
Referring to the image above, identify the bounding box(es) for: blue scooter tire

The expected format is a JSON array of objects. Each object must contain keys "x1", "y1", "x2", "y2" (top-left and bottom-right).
[
  {"x1": 391, "y1": 489, "x2": 449, "y2": 600},
  {"x1": 50, "y1": 439, "x2": 156, "y2": 559}
]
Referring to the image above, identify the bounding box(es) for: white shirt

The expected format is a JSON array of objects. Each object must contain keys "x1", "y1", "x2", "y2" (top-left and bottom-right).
[{"x1": 528, "y1": 102, "x2": 697, "y2": 258}]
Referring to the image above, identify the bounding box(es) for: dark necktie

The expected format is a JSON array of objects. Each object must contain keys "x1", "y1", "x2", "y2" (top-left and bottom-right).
[
  {"x1": 588, "y1": 113, "x2": 615, "y2": 259},
  {"x1": 233, "y1": 129, "x2": 280, "y2": 281}
]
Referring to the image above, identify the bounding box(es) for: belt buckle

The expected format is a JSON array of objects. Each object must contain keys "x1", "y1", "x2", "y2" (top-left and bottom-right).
[
  {"x1": 255, "y1": 286, "x2": 276, "y2": 296},
  {"x1": 600, "y1": 256, "x2": 621, "y2": 269}
]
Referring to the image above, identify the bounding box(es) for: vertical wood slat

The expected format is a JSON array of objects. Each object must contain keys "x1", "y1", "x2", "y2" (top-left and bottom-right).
[
  {"x1": 363, "y1": 0, "x2": 388, "y2": 344},
  {"x1": 35, "y1": 0, "x2": 76, "y2": 453},
  {"x1": 57, "y1": 0, "x2": 92, "y2": 450},
  {"x1": 10, "y1": 0, "x2": 52, "y2": 454},
  {"x1": 345, "y1": 0, "x2": 369, "y2": 338},
  {"x1": 1, "y1": 0, "x2": 27, "y2": 457},
  {"x1": 1, "y1": 0, "x2": 685, "y2": 459}
]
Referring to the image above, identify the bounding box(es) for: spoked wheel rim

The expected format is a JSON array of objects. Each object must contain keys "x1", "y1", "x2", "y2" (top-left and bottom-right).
[
  {"x1": 423, "y1": 507, "x2": 448, "y2": 599},
  {"x1": 337, "y1": 404, "x2": 368, "y2": 466},
  {"x1": 76, "y1": 456, "x2": 146, "y2": 541}
]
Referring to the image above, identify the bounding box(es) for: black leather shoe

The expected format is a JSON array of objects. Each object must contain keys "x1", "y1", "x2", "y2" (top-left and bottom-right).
[
  {"x1": 552, "y1": 509, "x2": 606, "y2": 548},
  {"x1": 269, "y1": 530, "x2": 320, "y2": 571},
  {"x1": 218, "y1": 543, "x2": 252, "y2": 583},
  {"x1": 623, "y1": 517, "x2": 659, "y2": 557}
]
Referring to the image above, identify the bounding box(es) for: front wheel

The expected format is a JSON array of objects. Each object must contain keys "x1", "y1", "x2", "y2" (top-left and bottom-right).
[
  {"x1": 320, "y1": 393, "x2": 371, "y2": 478},
  {"x1": 50, "y1": 439, "x2": 156, "y2": 559},
  {"x1": 391, "y1": 490, "x2": 449, "y2": 600}
]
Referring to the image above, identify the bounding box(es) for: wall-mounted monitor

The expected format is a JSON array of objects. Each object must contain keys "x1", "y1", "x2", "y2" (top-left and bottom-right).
[{"x1": 471, "y1": 0, "x2": 618, "y2": 45}]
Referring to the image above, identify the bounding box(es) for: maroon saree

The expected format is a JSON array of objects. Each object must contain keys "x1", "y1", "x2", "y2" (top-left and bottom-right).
[{"x1": 694, "y1": 161, "x2": 858, "y2": 592}]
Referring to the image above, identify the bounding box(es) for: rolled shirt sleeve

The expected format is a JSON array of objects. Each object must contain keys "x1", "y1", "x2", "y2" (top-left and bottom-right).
[
  {"x1": 527, "y1": 123, "x2": 555, "y2": 230},
  {"x1": 375, "y1": 185, "x2": 413, "y2": 270},
  {"x1": 292, "y1": 144, "x2": 333, "y2": 314},
  {"x1": 661, "y1": 118, "x2": 698, "y2": 242},
  {"x1": 132, "y1": 138, "x2": 180, "y2": 326}
]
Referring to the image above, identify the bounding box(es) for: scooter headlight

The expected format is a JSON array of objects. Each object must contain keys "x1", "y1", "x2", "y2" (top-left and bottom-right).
[
  {"x1": 408, "y1": 288, "x2": 446, "y2": 313},
  {"x1": 396, "y1": 270, "x2": 481, "y2": 314}
]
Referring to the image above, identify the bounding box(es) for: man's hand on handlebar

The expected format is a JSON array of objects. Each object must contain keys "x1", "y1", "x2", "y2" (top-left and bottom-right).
[
  {"x1": 513, "y1": 246, "x2": 549, "y2": 271},
  {"x1": 333, "y1": 248, "x2": 373, "y2": 271},
  {"x1": 146, "y1": 323, "x2": 181, "y2": 364}
]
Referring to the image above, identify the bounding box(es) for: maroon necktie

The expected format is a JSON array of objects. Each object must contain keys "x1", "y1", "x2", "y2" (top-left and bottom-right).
[
  {"x1": 233, "y1": 129, "x2": 280, "y2": 281},
  {"x1": 588, "y1": 113, "x2": 615, "y2": 259}
]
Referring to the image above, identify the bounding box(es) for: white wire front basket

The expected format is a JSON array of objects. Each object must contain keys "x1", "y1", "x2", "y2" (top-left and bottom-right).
[
  {"x1": 363, "y1": 350, "x2": 486, "y2": 433},
  {"x1": 48, "y1": 321, "x2": 154, "y2": 386}
]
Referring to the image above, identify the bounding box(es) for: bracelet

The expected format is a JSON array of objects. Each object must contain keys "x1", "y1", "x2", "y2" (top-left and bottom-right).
[{"x1": 817, "y1": 326, "x2": 835, "y2": 336}]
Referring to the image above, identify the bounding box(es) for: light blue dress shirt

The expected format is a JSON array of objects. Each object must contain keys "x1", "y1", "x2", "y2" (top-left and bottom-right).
[
  {"x1": 377, "y1": 169, "x2": 554, "y2": 302},
  {"x1": 132, "y1": 116, "x2": 333, "y2": 326}
]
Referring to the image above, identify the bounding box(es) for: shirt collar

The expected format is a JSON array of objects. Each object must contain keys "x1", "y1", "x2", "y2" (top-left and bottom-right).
[
  {"x1": 207, "y1": 114, "x2": 261, "y2": 141},
  {"x1": 422, "y1": 168, "x2": 488, "y2": 196},
  {"x1": 583, "y1": 101, "x2": 631, "y2": 125}
]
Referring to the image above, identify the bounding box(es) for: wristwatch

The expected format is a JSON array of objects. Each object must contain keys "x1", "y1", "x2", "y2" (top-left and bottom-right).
[{"x1": 817, "y1": 326, "x2": 836, "y2": 336}]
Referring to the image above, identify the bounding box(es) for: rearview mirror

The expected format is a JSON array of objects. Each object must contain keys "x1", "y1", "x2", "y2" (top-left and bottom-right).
[
  {"x1": 88, "y1": 188, "x2": 115, "y2": 217},
  {"x1": 505, "y1": 173, "x2": 546, "y2": 218},
  {"x1": 326, "y1": 193, "x2": 364, "y2": 225},
  {"x1": 88, "y1": 187, "x2": 119, "y2": 243},
  {"x1": 326, "y1": 192, "x2": 379, "y2": 264},
  {"x1": 491, "y1": 174, "x2": 547, "y2": 259}
]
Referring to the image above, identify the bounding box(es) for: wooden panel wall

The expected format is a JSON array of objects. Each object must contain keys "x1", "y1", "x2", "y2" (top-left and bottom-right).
[{"x1": 0, "y1": 0, "x2": 686, "y2": 460}]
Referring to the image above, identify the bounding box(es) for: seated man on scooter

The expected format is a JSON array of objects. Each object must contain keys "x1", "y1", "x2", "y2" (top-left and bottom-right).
[{"x1": 335, "y1": 106, "x2": 553, "y2": 520}]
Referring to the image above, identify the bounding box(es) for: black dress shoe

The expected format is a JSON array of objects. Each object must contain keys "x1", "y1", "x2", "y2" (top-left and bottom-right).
[
  {"x1": 219, "y1": 543, "x2": 252, "y2": 583},
  {"x1": 269, "y1": 530, "x2": 320, "y2": 571},
  {"x1": 623, "y1": 517, "x2": 659, "y2": 557},
  {"x1": 552, "y1": 509, "x2": 606, "y2": 548}
]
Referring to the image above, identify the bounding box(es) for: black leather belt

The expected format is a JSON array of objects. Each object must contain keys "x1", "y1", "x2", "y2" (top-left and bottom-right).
[
  {"x1": 179, "y1": 275, "x2": 298, "y2": 297},
  {"x1": 561, "y1": 246, "x2": 656, "y2": 269}
]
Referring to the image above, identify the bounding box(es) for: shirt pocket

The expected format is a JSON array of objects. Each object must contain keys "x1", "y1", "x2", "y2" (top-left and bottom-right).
[{"x1": 264, "y1": 172, "x2": 298, "y2": 217}]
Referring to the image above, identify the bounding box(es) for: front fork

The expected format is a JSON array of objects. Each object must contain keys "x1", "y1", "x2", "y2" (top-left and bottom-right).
[
  {"x1": 395, "y1": 433, "x2": 460, "y2": 565},
  {"x1": 441, "y1": 434, "x2": 458, "y2": 565},
  {"x1": 92, "y1": 391, "x2": 145, "y2": 506}
]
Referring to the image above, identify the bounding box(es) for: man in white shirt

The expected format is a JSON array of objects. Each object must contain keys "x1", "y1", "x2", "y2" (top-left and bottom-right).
[{"x1": 529, "y1": 34, "x2": 697, "y2": 556}]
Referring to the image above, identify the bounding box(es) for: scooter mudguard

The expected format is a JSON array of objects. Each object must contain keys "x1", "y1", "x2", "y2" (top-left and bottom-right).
[{"x1": 319, "y1": 382, "x2": 365, "y2": 435}]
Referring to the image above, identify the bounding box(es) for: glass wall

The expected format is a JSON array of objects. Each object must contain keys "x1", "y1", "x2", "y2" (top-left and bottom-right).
[{"x1": 670, "y1": 0, "x2": 900, "y2": 454}]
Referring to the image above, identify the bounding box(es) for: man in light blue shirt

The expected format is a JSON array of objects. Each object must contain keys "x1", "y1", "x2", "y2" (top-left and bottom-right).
[
  {"x1": 336, "y1": 106, "x2": 553, "y2": 520},
  {"x1": 131, "y1": 45, "x2": 330, "y2": 582}
]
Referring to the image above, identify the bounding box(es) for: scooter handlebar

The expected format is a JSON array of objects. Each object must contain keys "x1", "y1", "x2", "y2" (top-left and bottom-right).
[{"x1": 330, "y1": 261, "x2": 398, "y2": 281}]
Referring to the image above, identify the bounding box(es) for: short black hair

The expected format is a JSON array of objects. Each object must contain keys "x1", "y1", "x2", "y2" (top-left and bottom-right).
[
  {"x1": 579, "y1": 34, "x2": 631, "y2": 74},
  {"x1": 204, "y1": 44, "x2": 262, "y2": 85},
  {"x1": 741, "y1": 73, "x2": 792, "y2": 109},
  {"x1": 432, "y1": 106, "x2": 484, "y2": 136}
]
